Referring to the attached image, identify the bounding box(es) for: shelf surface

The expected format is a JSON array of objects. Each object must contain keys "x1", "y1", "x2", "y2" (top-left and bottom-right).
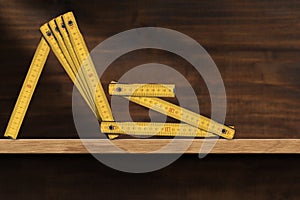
[{"x1": 0, "y1": 139, "x2": 299, "y2": 154}]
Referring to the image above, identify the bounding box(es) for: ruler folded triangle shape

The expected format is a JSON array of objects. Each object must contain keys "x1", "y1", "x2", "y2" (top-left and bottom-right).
[{"x1": 5, "y1": 12, "x2": 118, "y2": 139}]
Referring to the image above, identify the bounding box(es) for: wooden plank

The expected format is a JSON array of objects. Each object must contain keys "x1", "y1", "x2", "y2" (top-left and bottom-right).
[{"x1": 0, "y1": 139, "x2": 299, "y2": 154}]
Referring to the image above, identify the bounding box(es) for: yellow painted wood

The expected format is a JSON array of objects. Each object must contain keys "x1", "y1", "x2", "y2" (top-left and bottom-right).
[
  {"x1": 101, "y1": 122, "x2": 216, "y2": 137},
  {"x1": 109, "y1": 83, "x2": 175, "y2": 97},
  {"x1": 62, "y1": 12, "x2": 114, "y2": 122},
  {"x1": 126, "y1": 96, "x2": 235, "y2": 139},
  {"x1": 4, "y1": 38, "x2": 50, "y2": 139}
]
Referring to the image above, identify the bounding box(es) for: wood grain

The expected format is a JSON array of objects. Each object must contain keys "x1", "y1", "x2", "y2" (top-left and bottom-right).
[
  {"x1": 0, "y1": 139, "x2": 299, "y2": 153},
  {"x1": 0, "y1": 154, "x2": 298, "y2": 200}
]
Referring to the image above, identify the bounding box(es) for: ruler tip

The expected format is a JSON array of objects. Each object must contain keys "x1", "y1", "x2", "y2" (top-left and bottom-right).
[{"x1": 4, "y1": 134, "x2": 17, "y2": 140}]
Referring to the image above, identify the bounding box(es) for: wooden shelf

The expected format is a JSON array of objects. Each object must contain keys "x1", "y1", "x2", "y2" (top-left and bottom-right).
[{"x1": 0, "y1": 139, "x2": 299, "y2": 154}]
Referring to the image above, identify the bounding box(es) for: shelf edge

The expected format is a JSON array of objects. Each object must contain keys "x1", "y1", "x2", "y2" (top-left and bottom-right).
[{"x1": 0, "y1": 139, "x2": 299, "y2": 154}]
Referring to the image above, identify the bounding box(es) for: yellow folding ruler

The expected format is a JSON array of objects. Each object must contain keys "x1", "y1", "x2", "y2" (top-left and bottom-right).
[
  {"x1": 40, "y1": 18, "x2": 98, "y2": 116},
  {"x1": 125, "y1": 97, "x2": 234, "y2": 139},
  {"x1": 4, "y1": 38, "x2": 50, "y2": 139},
  {"x1": 62, "y1": 12, "x2": 114, "y2": 122},
  {"x1": 48, "y1": 18, "x2": 95, "y2": 112},
  {"x1": 4, "y1": 11, "x2": 235, "y2": 140},
  {"x1": 109, "y1": 83, "x2": 175, "y2": 97},
  {"x1": 4, "y1": 12, "x2": 115, "y2": 139},
  {"x1": 107, "y1": 82, "x2": 235, "y2": 139},
  {"x1": 40, "y1": 23, "x2": 93, "y2": 112},
  {"x1": 62, "y1": 12, "x2": 121, "y2": 139},
  {"x1": 101, "y1": 122, "x2": 216, "y2": 137}
]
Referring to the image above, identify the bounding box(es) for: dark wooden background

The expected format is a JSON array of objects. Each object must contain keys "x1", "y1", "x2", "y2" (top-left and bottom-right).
[{"x1": 0, "y1": 0, "x2": 299, "y2": 199}]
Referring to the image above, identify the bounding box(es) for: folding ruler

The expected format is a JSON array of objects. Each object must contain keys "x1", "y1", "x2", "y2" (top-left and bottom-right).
[{"x1": 4, "y1": 11, "x2": 235, "y2": 140}]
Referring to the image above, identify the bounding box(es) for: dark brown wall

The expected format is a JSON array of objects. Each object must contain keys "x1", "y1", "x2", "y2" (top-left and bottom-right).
[
  {"x1": 1, "y1": 0, "x2": 300, "y2": 138},
  {"x1": 0, "y1": 0, "x2": 299, "y2": 199},
  {"x1": 0, "y1": 154, "x2": 299, "y2": 200}
]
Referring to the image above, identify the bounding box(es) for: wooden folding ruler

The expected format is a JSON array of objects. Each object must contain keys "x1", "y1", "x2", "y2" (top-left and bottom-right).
[{"x1": 4, "y1": 11, "x2": 235, "y2": 140}]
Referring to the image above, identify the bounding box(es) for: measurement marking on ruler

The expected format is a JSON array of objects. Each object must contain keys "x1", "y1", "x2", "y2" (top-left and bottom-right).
[
  {"x1": 109, "y1": 83, "x2": 175, "y2": 97},
  {"x1": 101, "y1": 122, "x2": 216, "y2": 138},
  {"x1": 4, "y1": 38, "x2": 50, "y2": 139}
]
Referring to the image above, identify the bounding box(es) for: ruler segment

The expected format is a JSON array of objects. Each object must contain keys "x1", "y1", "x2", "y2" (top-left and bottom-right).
[
  {"x1": 62, "y1": 12, "x2": 113, "y2": 122},
  {"x1": 55, "y1": 16, "x2": 81, "y2": 70},
  {"x1": 109, "y1": 83, "x2": 175, "y2": 97},
  {"x1": 4, "y1": 38, "x2": 50, "y2": 139},
  {"x1": 48, "y1": 19, "x2": 95, "y2": 113},
  {"x1": 62, "y1": 12, "x2": 118, "y2": 139},
  {"x1": 125, "y1": 96, "x2": 235, "y2": 139},
  {"x1": 40, "y1": 23, "x2": 98, "y2": 118},
  {"x1": 55, "y1": 16, "x2": 94, "y2": 109},
  {"x1": 49, "y1": 19, "x2": 74, "y2": 70},
  {"x1": 101, "y1": 122, "x2": 216, "y2": 137}
]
